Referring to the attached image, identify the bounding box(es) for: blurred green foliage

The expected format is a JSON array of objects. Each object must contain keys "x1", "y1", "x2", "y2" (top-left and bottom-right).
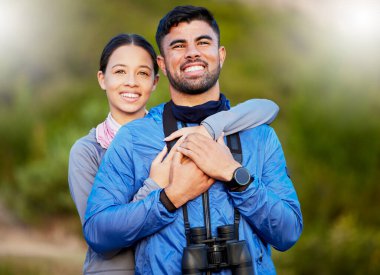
[
  {"x1": 0, "y1": 0, "x2": 379, "y2": 273},
  {"x1": 0, "y1": 256, "x2": 82, "y2": 274}
]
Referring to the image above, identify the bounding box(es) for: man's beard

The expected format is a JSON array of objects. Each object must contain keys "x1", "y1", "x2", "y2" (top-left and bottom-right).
[{"x1": 166, "y1": 62, "x2": 221, "y2": 95}]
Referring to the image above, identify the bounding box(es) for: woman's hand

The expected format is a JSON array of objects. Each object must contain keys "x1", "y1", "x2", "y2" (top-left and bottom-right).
[
  {"x1": 164, "y1": 125, "x2": 211, "y2": 142},
  {"x1": 149, "y1": 135, "x2": 187, "y2": 188}
]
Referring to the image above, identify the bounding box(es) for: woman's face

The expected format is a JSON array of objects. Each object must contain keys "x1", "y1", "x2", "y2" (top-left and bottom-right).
[{"x1": 97, "y1": 45, "x2": 158, "y2": 124}]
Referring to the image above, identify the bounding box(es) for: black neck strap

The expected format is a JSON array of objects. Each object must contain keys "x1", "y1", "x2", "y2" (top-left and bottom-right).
[
  {"x1": 163, "y1": 102, "x2": 181, "y2": 152},
  {"x1": 162, "y1": 102, "x2": 243, "y2": 244}
]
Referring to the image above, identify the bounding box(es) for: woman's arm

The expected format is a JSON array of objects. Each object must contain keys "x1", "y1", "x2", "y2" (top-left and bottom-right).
[
  {"x1": 201, "y1": 99, "x2": 279, "y2": 139},
  {"x1": 132, "y1": 138, "x2": 186, "y2": 202},
  {"x1": 132, "y1": 178, "x2": 160, "y2": 202},
  {"x1": 134, "y1": 99, "x2": 279, "y2": 202},
  {"x1": 165, "y1": 99, "x2": 279, "y2": 142},
  {"x1": 68, "y1": 139, "x2": 101, "y2": 225}
]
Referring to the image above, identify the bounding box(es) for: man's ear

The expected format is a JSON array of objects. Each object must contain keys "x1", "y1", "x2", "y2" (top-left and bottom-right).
[
  {"x1": 219, "y1": 46, "x2": 226, "y2": 68},
  {"x1": 157, "y1": 56, "x2": 167, "y2": 76},
  {"x1": 97, "y1": 71, "x2": 106, "y2": 90}
]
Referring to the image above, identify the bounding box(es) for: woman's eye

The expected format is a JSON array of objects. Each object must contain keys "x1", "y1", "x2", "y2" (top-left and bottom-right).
[
  {"x1": 138, "y1": 72, "x2": 147, "y2": 76},
  {"x1": 115, "y1": 70, "x2": 126, "y2": 74}
]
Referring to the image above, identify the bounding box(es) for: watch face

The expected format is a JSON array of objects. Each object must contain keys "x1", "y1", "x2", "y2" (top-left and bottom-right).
[{"x1": 235, "y1": 167, "x2": 251, "y2": 186}]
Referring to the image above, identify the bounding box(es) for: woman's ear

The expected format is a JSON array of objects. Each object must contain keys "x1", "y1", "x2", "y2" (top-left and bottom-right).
[
  {"x1": 157, "y1": 56, "x2": 167, "y2": 76},
  {"x1": 97, "y1": 71, "x2": 106, "y2": 90},
  {"x1": 152, "y1": 74, "x2": 160, "y2": 92}
]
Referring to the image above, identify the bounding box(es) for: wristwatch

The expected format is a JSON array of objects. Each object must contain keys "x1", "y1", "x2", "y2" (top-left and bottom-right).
[{"x1": 226, "y1": 166, "x2": 252, "y2": 190}]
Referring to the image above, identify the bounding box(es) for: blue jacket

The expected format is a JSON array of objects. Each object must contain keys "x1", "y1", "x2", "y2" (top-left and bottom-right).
[{"x1": 84, "y1": 103, "x2": 303, "y2": 275}]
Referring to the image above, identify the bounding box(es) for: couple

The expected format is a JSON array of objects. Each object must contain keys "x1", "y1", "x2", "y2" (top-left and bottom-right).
[{"x1": 68, "y1": 5, "x2": 303, "y2": 275}]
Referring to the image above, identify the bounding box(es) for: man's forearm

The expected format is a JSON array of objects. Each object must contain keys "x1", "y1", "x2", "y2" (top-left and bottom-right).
[
  {"x1": 84, "y1": 189, "x2": 177, "y2": 254},
  {"x1": 228, "y1": 178, "x2": 303, "y2": 251}
]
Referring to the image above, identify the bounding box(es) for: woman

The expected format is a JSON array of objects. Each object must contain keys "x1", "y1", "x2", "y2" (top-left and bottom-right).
[{"x1": 68, "y1": 33, "x2": 279, "y2": 274}]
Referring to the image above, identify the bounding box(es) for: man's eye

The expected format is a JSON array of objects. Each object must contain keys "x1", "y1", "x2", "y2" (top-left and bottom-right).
[
  {"x1": 199, "y1": 41, "x2": 210, "y2": 45},
  {"x1": 173, "y1": 44, "x2": 185, "y2": 49}
]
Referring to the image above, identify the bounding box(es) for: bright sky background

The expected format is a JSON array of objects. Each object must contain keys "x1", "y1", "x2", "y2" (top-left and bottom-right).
[{"x1": 1, "y1": 0, "x2": 379, "y2": 89}]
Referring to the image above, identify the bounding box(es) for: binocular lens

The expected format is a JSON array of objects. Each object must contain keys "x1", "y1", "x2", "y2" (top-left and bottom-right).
[
  {"x1": 190, "y1": 227, "x2": 206, "y2": 244},
  {"x1": 217, "y1": 224, "x2": 235, "y2": 240},
  {"x1": 209, "y1": 244, "x2": 225, "y2": 265},
  {"x1": 183, "y1": 224, "x2": 254, "y2": 274}
]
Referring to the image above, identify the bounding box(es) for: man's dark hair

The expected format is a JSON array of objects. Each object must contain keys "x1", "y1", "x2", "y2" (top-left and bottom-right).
[
  {"x1": 155, "y1": 5, "x2": 220, "y2": 55},
  {"x1": 99, "y1": 33, "x2": 158, "y2": 75}
]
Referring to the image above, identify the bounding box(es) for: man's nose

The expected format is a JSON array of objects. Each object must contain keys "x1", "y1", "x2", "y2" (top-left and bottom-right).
[{"x1": 185, "y1": 43, "x2": 201, "y2": 59}]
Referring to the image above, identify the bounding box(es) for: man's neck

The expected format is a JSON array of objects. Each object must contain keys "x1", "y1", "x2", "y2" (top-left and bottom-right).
[{"x1": 170, "y1": 83, "x2": 221, "y2": 107}]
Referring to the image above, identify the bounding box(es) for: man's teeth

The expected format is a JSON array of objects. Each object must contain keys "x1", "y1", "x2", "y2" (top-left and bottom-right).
[
  {"x1": 184, "y1": 66, "x2": 204, "y2": 72},
  {"x1": 122, "y1": 93, "x2": 139, "y2": 98}
]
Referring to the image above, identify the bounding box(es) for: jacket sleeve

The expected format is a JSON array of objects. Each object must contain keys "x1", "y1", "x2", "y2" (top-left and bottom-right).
[
  {"x1": 132, "y1": 178, "x2": 161, "y2": 202},
  {"x1": 201, "y1": 99, "x2": 279, "y2": 139},
  {"x1": 228, "y1": 127, "x2": 303, "y2": 251},
  {"x1": 83, "y1": 128, "x2": 178, "y2": 254}
]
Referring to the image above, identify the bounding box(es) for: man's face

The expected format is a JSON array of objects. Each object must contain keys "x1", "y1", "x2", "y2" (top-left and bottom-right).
[{"x1": 158, "y1": 20, "x2": 226, "y2": 95}]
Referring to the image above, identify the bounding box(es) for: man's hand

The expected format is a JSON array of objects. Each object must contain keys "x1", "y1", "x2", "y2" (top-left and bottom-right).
[
  {"x1": 164, "y1": 151, "x2": 215, "y2": 208},
  {"x1": 177, "y1": 133, "x2": 241, "y2": 182},
  {"x1": 164, "y1": 125, "x2": 212, "y2": 142}
]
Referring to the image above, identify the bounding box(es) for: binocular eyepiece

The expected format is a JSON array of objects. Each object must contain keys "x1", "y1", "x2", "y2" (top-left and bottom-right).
[{"x1": 182, "y1": 225, "x2": 254, "y2": 275}]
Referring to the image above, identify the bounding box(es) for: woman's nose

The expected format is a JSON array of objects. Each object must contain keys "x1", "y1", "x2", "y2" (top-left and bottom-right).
[{"x1": 123, "y1": 73, "x2": 137, "y2": 86}]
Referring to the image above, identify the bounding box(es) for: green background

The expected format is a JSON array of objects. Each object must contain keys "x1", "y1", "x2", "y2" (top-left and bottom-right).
[{"x1": 1, "y1": 0, "x2": 379, "y2": 274}]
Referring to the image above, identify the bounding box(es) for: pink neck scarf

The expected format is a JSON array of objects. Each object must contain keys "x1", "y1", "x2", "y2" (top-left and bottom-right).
[{"x1": 95, "y1": 113, "x2": 122, "y2": 149}]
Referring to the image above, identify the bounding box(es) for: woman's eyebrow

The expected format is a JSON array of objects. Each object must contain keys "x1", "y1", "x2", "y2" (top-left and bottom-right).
[
  {"x1": 139, "y1": 65, "x2": 153, "y2": 70},
  {"x1": 111, "y1": 64, "x2": 127, "y2": 69}
]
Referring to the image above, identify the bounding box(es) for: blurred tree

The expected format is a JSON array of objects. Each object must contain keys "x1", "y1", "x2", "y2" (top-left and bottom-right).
[{"x1": 0, "y1": 0, "x2": 379, "y2": 273}]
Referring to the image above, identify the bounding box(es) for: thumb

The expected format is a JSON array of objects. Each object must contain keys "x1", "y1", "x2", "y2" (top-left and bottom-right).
[
  {"x1": 164, "y1": 128, "x2": 187, "y2": 141},
  {"x1": 207, "y1": 177, "x2": 215, "y2": 185},
  {"x1": 152, "y1": 146, "x2": 168, "y2": 164}
]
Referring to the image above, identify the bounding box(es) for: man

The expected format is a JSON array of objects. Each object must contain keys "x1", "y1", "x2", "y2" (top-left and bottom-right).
[{"x1": 84, "y1": 5, "x2": 302, "y2": 274}]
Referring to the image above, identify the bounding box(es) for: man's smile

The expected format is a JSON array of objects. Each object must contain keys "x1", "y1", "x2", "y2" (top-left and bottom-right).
[
  {"x1": 184, "y1": 65, "x2": 204, "y2": 73},
  {"x1": 181, "y1": 61, "x2": 208, "y2": 78}
]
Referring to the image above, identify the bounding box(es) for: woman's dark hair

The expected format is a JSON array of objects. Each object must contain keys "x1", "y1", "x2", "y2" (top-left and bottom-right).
[
  {"x1": 99, "y1": 33, "x2": 158, "y2": 75},
  {"x1": 155, "y1": 5, "x2": 220, "y2": 54}
]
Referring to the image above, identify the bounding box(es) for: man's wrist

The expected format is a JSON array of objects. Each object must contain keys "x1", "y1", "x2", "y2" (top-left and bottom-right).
[
  {"x1": 223, "y1": 162, "x2": 242, "y2": 182},
  {"x1": 225, "y1": 166, "x2": 253, "y2": 192},
  {"x1": 159, "y1": 189, "x2": 177, "y2": 213}
]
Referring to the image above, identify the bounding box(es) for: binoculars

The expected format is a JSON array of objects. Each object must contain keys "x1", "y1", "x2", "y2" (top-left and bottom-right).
[{"x1": 182, "y1": 225, "x2": 254, "y2": 274}]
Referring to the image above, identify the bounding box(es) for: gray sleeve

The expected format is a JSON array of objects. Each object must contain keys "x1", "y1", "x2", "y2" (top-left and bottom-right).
[
  {"x1": 201, "y1": 99, "x2": 279, "y2": 139},
  {"x1": 69, "y1": 138, "x2": 127, "y2": 258},
  {"x1": 68, "y1": 140, "x2": 100, "y2": 225},
  {"x1": 132, "y1": 178, "x2": 161, "y2": 202}
]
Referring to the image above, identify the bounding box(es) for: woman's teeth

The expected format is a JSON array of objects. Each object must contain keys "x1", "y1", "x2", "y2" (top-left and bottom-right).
[{"x1": 121, "y1": 93, "x2": 139, "y2": 98}]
